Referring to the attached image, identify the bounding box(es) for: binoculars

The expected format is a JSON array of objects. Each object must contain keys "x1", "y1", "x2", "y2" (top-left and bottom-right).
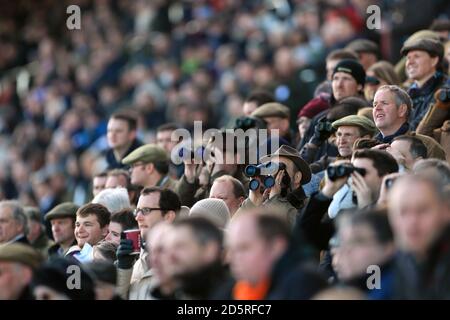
[
  {"x1": 438, "y1": 88, "x2": 450, "y2": 103},
  {"x1": 327, "y1": 164, "x2": 366, "y2": 181},
  {"x1": 244, "y1": 162, "x2": 286, "y2": 191}
]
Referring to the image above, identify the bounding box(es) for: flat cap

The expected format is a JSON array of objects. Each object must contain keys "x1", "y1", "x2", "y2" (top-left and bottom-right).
[
  {"x1": 122, "y1": 144, "x2": 168, "y2": 166},
  {"x1": 45, "y1": 202, "x2": 79, "y2": 221},
  {"x1": 0, "y1": 243, "x2": 43, "y2": 269},
  {"x1": 332, "y1": 115, "x2": 377, "y2": 135},
  {"x1": 346, "y1": 39, "x2": 379, "y2": 55},
  {"x1": 251, "y1": 102, "x2": 290, "y2": 119},
  {"x1": 260, "y1": 145, "x2": 311, "y2": 185},
  {"x1": 400, "y1": 38, "x2": 444, "y2": 60}
]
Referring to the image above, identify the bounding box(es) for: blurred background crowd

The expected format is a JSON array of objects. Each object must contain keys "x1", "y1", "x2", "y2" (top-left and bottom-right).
[{"x1": 1, "y1": 0, "x2": 450, "y2": 301}]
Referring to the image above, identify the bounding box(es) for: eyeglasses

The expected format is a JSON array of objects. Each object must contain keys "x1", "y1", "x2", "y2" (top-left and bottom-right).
[{"x1": 134, "y1": 207, "x2": 163, "y2": 216}]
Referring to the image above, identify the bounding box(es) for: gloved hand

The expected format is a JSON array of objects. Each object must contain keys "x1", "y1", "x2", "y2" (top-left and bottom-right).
[
  {"x1": 117, "y1": 235, "x2": 135, "y2": 269},
  {"x1": 310, "y1": 118, "x2": 334, "y2": 146}
]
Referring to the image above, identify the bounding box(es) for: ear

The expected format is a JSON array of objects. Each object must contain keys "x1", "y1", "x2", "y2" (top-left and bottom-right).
[
  {"x1": 145, "y1": 163, "x2": 154, "y2": 174},
  {"x1": 294, "y1": 171, "x2": 302, "y2": 186},
  {"x1": 270, "y1": 238, "x2": 288, "y2": 260},
  {"x1": 164, "y1": 211, "x2": 176, "y2": 223},
  {"x1": 101, "y1": 224, "x2": 109, "y2": 237},
  {"x1": 203, "y1": 242, "x2": 220, "y2": 264},
  {"x1": 430, "y1": 56, "x2": 439, "y2": 69},
  {"x1": 398, "y1": 103, "x2": 408, "y2": 118},
  {"x1": 128, "y1": 129, "x2": 137, "y2": 140}
]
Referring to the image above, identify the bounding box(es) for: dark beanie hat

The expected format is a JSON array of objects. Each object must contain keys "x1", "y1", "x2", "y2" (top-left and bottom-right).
[
  {"x1": 31, "y1": 257, "x2": 95, "y2": 300},
  {"x1": 333, "y1": 59, "x2": 366, "y2": 86}
]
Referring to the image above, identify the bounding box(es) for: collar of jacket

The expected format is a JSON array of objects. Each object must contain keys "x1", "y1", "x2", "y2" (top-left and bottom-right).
[
  {"x1": 408, "y1": 71, "x2": 445, "y2": 99},
  {"x1": 376, "y1": 122, "x2": 410, "y2": 144},
  {"x1": 420, "y1": 224, "x2": 450, "y2": 278},
  {"x1": 286, "y1": 187, "x2": 308, "y2": 209}
]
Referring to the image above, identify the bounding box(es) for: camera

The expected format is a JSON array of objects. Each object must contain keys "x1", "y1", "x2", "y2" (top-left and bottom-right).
[
  {"x1": 315, "y1": 120, "x2": 334, "y2": 135},
  {"x1": 438, "y1": 88, "x2": 450, "y2": 103},
  {"x1": 327, "y1": 164, "x2": 366, "y2": 181},
  {"x1": 234, "y1": 116, "x2": 266, "y2": 131}
]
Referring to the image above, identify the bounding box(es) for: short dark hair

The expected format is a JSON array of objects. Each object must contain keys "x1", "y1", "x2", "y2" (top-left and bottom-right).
[
  {"x1": 326, "y1": 49, "x2": 359, "y2": 62},
  {"x1": 77, "y1": 203, "x2": 110, "y2": 228},
  {"x1": 110, "y1": 111, "x2": 137, "y2": 131},
  {"x1": 392, "y1": 135, "x2": 428, "y2": 160},
  {"x1": 353, "y1": 149, "x2": 399, "y2": 177},
  {"x1": 157, "y1": 122, "x2": 180, "y2": 133},
  {"x1": 255, "y1": 213, "x2": 291, "y2": 244},
  {"x1": 94, "y1": 240, "x2": 117, "y2": 262},
  {"x1": 341, "y1": 208, "x2": 393, "y2": 245},
  {"x1": 173, "y1": 217, "x2": 223, "y2": 247},
  {"x1": 110, "y1": 209, "x2": 138, "y2": 231},
  {"x1": 245, "y1": 90, "x2": 275, "y2": 107},
  {"x1": 430, "y1": 19, "x2": 450, "y2": 32},
  {"x1": 107, "y1": 169, "x2": 130, "y2": 186},
  {"x1": 140, "y1": 187, "x2": 181, "y2": 215},
  {"x1": 153, "y1": 161, "x2": 169, "y2": 175},
  {"x1": 94, "y1": 171, "x2": 108, "y2": 179}
]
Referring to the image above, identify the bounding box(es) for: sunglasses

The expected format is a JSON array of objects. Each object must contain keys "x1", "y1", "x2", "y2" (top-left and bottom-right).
[{"x1": 365, "y1": 76, "x2": 380, "y2": 85}]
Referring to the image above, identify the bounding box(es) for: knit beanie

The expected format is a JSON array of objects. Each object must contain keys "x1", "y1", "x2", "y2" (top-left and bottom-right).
[
  {"x1": 333, "y1": 59, "x2": 366, "y2": 86},
  {"x1": 189, "y1": 198, "x2": 231, "y2": 229}
]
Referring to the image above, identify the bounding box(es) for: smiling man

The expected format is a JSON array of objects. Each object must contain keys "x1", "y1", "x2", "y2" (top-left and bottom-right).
[
  {"x1": 401, "y1": 38, "x2": 448, "y2": 130},
  {"x1": 331, "y1": 115, "x2": 377, "y2": 158},
  {"x1": 74, "y1": 203, "x2": 110, "y2": 249}
]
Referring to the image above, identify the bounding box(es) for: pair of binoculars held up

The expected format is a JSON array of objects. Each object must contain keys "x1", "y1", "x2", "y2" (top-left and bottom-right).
[{"x1": 244, "y1": 162, "x2": 286, "y2": 191}]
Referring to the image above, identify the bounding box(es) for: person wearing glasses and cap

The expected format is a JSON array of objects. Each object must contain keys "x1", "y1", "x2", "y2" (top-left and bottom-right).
[{"x1": 116, "y1": 187, "x2": 181, "y2": 299}]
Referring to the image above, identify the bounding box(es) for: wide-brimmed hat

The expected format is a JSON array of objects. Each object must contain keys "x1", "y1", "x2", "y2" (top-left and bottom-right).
[{"x1": 260, "y1": 145, "x2": 311, "y2": 184}]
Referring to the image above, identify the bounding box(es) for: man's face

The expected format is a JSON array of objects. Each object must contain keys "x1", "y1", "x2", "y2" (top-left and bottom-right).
[
  {"x1": 0, "y1": 207, "x2": 22, "y2": 243},
  {"x1": 358, "y1": 52, "x2": 377, "y2": 71},
  {"x1": 352, "y1": 157, "x2": 383, "y2": 201},
  {"x1": 226, "y1": 216, "x2": 279, "y2": 284},
  {"x1": 75, "y1": 214, "x2": 108, "y2": 248},
  {"x1": 405, "y1": 50, "x2": 438, "y2": 83},
  {"x1": 167, "y1": 226, "x2": 216, "y2": 276},
  {"x1": 92, "y1": 176, "x2": 107, "y2": 197},
  {"x1": 107, "y1": 118, "x2": 134, "y2": 150},
  {"x1": 209, "y1": 180, "x2": 242, "y2": 216},
  {"x1": 104, "y1": 221, "x2": 122, "y2": 245},
  {"x1": 157, "y1": 130, "x2": 177, "y2": 154},
  {"x1": 105, "y1": 175, "x2": 128, "y2": 189},
  {"x1": 147, "y1": 224, "x2": 173, "y2": 282},
  {"x1": 388, "y1": 139, "x2": 416, "y2": 170},
  {"x1": 297, "y1": 117, "x2": 312, "y2": 140},
  {"x1": 243, "y1": 101, "x2": 258, "y2": 116},
  {"x1": 50, "y1": 218, "x2": 75, "y2": 245},
  {"x1": 263, "y1": 117, "x2": 289, "y2": 137},
  {"x1": 332, "y1": 72, "x2": 360, "y2": 101},
  {"x1": 332, "y1": 223, "x2": 393, "y2": 281},
  {"x1": 372, "y1": 89, "x2": 403, "y2": 133},
  {"x1": 135, "y1": 192, "x2": 166, "y2": 236},
  {"x1": 389, "y1": 180, "x2": 450, "y2": 257},
  {"x1": 265, "y1": 156, "x2": 300, "y2": 190},
  {"x1": 129, "y1": 162, "x2": 149, "y2": 187},
  {"x1": 0, "y1": 262, "x2": 30, "y2": 300},
  {"x1": 336, "y1": 126, "x2": 362, "y2": 158}
]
